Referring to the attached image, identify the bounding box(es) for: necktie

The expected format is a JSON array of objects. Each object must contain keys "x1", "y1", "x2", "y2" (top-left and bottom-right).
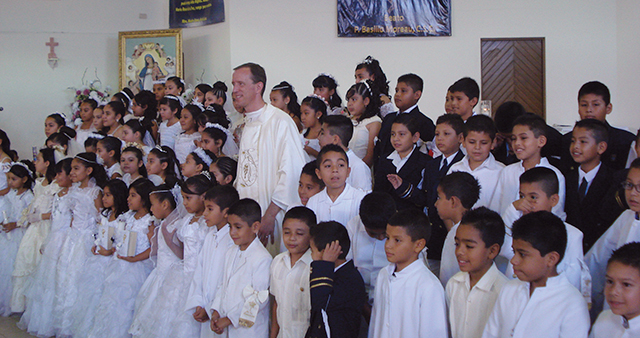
[
  {"x1": 578, "y1": 177, "x2": 588, "y2": 202},
  {"x1": 439, "y1": 158, "x2": 448, "y2": 177}
]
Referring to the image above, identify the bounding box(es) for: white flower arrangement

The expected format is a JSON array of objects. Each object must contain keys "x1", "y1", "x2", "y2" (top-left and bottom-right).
[{"x1": 68, "y1": 69, "x2": 111, "y2": 126}]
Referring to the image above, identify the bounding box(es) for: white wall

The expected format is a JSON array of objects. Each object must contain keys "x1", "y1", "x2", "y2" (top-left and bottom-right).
[{"x1": 2, "y1": 0, "x2": 639, "y2": 159}]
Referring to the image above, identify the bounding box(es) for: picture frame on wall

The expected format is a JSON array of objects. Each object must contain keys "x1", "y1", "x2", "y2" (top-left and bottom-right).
[{"x1": 118, "y1": 29, "x2": 183, "y2": 94}]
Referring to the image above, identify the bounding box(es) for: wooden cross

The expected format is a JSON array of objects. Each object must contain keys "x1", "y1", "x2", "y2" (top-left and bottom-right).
[{"x1": 46, "y1": 37, "x2": 58, "y2": 58}]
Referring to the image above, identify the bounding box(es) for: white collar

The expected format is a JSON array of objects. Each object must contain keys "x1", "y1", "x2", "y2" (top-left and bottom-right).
[
  {"x1": 334, "y1": 259, "x2": 350, "y2": 272},
  {"x1": 400, "y1": 103, "x2": 418, "y2": 114},
  {"x1": 579, "y1": 162, "x2": 601, "y2": 184},
  {"x1": 243, "y1": 103, "x2": 267, "y2": 123}
]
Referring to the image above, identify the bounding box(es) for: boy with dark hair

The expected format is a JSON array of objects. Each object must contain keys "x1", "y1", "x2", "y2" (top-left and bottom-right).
[
  {"x1": 448, "y1": 115, "x2": 504, "y2": 209},
  {"x1": 587, "y1": 158, "x2": 640, "y2": 318},
  {"x1": 369, "y1": 209, "x2": 448, "y2": 338},
  {"x1": 298, "y1": 161, "x2": 324, "y2": 206},
  {"x1": 270, "y1": 206, "x2": 316, "y2": 338},
  {"x1": 374, "y1": 73, "x2": 435, "y2": 165},
  {"x1": 446, "y1": 77, "x2": 479, "y2": 122},
  {"x1": 318, "y1": 115, "x2": 372, "y2": 191},
  {"x1": 185, "y1": 185, "x2": 239, "y2": 336},
  {"x1": 590, "y1": 242, "x2": 640, "y2": 337},
  {"x1": 306, "y1": 221, "x2": 366, "y2": 338},
  {"x1": 490, "y1": 113, "x2": 566, "y2": 220},
  {"x1": 425, "y1": 114, "x2": 465, "y2": 265},
  {"x1": 375, "y1": 114, "x2": 429, "y2": 210},
  {"x1": 436, "y1": 172, "x2": 481, "y2": 285},
  {"x1": 210, "y1": 198, "x2": 272, "y2": 336},
  {"x1": 560, "y1": 81, "x2": 635, "y2": 173},
  {"x1": 565, "y1": 118, "x2": 614, "y2": 251},
  {"x1": 306, "y1": 144, "x2": 367, "y2": 227},
  {"x1": 500, "y1": 167, "x2": 590, "y2": 301},
  {"x1": 346, "y1": 192, "x2": 397, "y2": 313},
  {"x1": 446, "y1": 207, "x2": 507, "y2": 338},
  {"x1": 483, "y1": 211, "x2": 590, "y2": 338},
  {"x1": 492, "y1": 101, "x2": 562, "y2": 166}
]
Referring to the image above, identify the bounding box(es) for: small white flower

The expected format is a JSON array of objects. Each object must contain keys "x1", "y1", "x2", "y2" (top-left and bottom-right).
[
  {"x1": 74, "y1": 118, "x2": 82, "y2": 127},
  {"x1": 89, "y1": 91, "x2": 99, "y2": 100},
  {"x1": 72, "y1": 102, "x2": 79, "y2": 110}
]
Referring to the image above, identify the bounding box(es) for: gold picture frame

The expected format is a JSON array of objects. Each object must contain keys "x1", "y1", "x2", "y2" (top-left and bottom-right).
[{"x1": 118, "y1": 29, "x2": 183, "y2": 94}]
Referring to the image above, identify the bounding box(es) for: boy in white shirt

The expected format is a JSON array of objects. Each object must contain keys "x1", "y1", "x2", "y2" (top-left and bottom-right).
[
  {"x1": 586, "y1": 158, "x2": 640, "y2": 318},
  {"x1": 500, "y1": 167, "x2": 590, "y2": 302},
  {"x1": 184, "y1": 185, "x2": 239, "y2": 338},
  {"x1": 482, "y1": 211, "x2": 590, "y2": 338},
  {"x1": 369, "y1": 209, "x2": 448, "y2": 338},
  {"x1": 210, "y1": 199, "x2": 272, "y2": 337},
  {"x1": 306, "y1": 144, "x2": 367, "y2": 227},
  {"x1": 590, "y1": 242, "x2": 640, "y2": 338},
  {"x1": 345, "y1": 192, "x2": 396, "y2": 318},
  {"x1": 270, "y1": 207, "x2": 315, "y2": 338},
  {"x1": 448, "y1": 115, "x2": 504, "y2": 208},
  {"x1": 446, "y1": 207, "x2": 508, "y2": 338},
  {"x1": 489, "y1": 113, "x2": 566, "y2": 219},
  {"x1": 436, "y1": 172, "x2": 481, "y2": 285},
  {"x1": 317, "y1": 115, "x2": 372, "y2": 192}
]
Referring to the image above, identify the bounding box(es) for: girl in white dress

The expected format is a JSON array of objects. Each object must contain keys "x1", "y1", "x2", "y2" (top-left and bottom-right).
[
  {"x1": 52, "y1": 152, "x2": 106, "y2": 336},
  {"x1": 0, "y1": 161, "x2": 35, "y2": 316},
  {"x1": 88, "y1": 179, "x2": 155, "y2": 338},
  {"x1": 146, "y1": 145, "x2": 182, "y2": 187},
  {"x1": 346, "y1": 80, "x2": 382, "y2": 166},
  {"x1": 210, "y1": 156, "x2": 237, "y2": 186},
  {"x1": 175, "y1": 104, "x2": 203, "y2": 164},
  {"x1": 11, "y1": 148, "x2": 60, "y2": 313},
  {"x1": 181, "y1": 148, "x2": 215, "y2": 179},
  {"x1": 69, "y1": 179, "x2": 129, "y2": 337},
  {"x1": 97, "y1": 136, "x2": 123, "y2": 179},
  {"x1": 44, "y1": 112, "x2": 66, "y2": 139},
  {"x1": 197, "y1": 104, "x2": 239, "y2": 158},
  {"x1": 158, "y1": 95, "x2": 183, "y2": 150},
  {"x1": 103, "y1": 101, "x2": 126, "y2": 140},
  {"x1": 75, "y1": 99, "x2": 98, "y2": 148},
  {"x1": 122, "y1": 119, "x2": 153, "y2": 162},
  {"x1": 121, "y1": 146, "x2": 148, "y2": 186},
  {"x1": 354, "y1": 56, "x2": 395, "y2": 117},
  {"x1": 149, "y1": 174, "x2": 214, "y2": 337},
  {"x1": 300, "y1": 95, "x2": 327, "y2": 159},
  {"x1": 129, "y1": 183, "x2": 186, "y2": 337},
  {"x1": 132, "y1": 90, "x2": 159, "y2": 144},
  {"x1": 270, "y1": 81, "x2": 303, "y2": 132},
  {"x1": 18, "y1": 158, "x2": 74, "y2": 336},
  {"x1": 313, "y1": 74, "x2": 344, "y2": 115}
]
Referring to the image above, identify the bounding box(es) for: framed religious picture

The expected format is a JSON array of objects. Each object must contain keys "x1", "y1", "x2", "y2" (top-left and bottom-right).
[
  {"x1": 118, "y1": 29, "x2": 183, "y2": 94},
  {"x1": 337, "y1": 0, "x2": 451, "y2": 37}
]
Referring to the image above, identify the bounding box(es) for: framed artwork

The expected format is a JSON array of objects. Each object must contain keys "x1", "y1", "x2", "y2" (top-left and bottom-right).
[
  {"x1": 118, "y1": 29, "x2": 183, "y2": 93},
  {"x1": 337, "y1": 0, "x2": 451, "y2": 37}
]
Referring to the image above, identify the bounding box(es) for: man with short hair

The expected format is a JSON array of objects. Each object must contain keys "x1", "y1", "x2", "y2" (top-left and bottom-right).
[{"x1": 232, "y1": 62, "x2": 307, "y2": 254}]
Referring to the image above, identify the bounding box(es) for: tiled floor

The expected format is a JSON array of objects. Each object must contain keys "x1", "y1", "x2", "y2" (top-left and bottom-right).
[{"x1": 0, "y1": 315, "x2": 34, "y2": 338}]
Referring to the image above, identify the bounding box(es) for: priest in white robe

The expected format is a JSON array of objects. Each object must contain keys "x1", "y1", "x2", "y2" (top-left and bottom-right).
[{"x1": 232, "y1": 63, "x2": 307, "y2": 254}]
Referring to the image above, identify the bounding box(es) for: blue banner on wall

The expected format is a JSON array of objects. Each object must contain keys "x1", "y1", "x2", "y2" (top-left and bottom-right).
[
  {"x1": 338, "y1": 0, "x2": 451, "y2": 37},
  {"x1": 170, "y1": 0, "x2": 224, "y2": 28}
]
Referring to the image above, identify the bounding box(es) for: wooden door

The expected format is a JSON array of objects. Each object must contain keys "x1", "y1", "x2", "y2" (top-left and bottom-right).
[{"x1": 481, "y1": 38, "x2": 545, "y2": 118}]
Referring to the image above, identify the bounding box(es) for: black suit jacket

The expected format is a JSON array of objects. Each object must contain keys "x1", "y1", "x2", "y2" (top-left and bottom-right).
[
  {"x1": 374, "y1": 147, "x2": 430, "y2": 211},
  {"x1": 565, "y1": 164, "x2": 614, "y2": 251},
  {"x1": 423, "y1": 150, "x2": 465, "y2": 260},
  {"x1": 374, "y1": 107, "x2": 435, "y2": 167},
  {"x1": 306, "y1": 260, "x2": 366, "y2": 338},
  {"x1": 559, "y1": 123, "x2": 635, "y2": 174}
]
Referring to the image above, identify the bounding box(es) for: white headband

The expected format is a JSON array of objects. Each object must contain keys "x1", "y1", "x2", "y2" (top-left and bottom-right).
[
  {"x1": 318, "y1": 73, "x2": 338, "y2": 87},
  {"x1": 119, "y1": 91, "x2": 131, "y2": 102},
  {"x1": 87, "y1": 133, "x2": 105, "y2": 140},
  {"x1": 204, "y1": 122, "x2": 232, "y2": 139},
  {"x1": 11, "y1": 162, "x2": 33, "y2": 177},
  {"x1": 306, "y1": 94, "x2": 329, "y2": 108},
  {"x1": 192, "y1": 148, "x2": 213, "y2": 166},
  {"x1": 75, "y1": 155, "x2": 98, "y2": 164}
]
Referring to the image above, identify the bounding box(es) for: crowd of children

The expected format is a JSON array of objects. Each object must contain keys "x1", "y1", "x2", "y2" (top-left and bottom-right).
[{"x1": 0, "y1": 56, "x2": 639, "y2": 338}]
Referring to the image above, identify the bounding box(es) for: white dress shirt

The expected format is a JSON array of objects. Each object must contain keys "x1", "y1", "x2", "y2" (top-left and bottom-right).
[
  {"x1": 590, "y1": 310, "x2": 640, "y2": 338},
  {"x1": 346, "y1": 149, "x2": 373, "y2": 192},
  {"x1": 448, "y1": 153, "x2": 505, "y2": 209},
  {"x1": 489, "y1": 157, "x2": 566, "y2": 219},
  {"x1": 369, "y1": 260, "x2": 448, "y2": 338},
  {"x1": 346, "y1": 216, "x2": 388, "y2": 303},
  {"x1": 439, "y1": 222, "x2": 461, "y2": 286},
  {"x1": 446, "y1": 263, "x2": 508, "y2": 338},
  {"x1": 306, "y1": 183, "x2": 367, "y2": 227},
  {"x1": 482, "y1": 275, "x2": 590, "y2": 338}
]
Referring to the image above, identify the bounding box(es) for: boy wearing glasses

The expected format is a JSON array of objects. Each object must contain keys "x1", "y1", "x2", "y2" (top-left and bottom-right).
[{"x1": 586, "y1": 158, "x2": 640, "y2": 319}]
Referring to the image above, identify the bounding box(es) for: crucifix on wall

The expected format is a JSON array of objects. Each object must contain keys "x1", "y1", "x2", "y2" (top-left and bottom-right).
[{"x1": 46, "y1": 37, "x2": 59, "y2": 69}]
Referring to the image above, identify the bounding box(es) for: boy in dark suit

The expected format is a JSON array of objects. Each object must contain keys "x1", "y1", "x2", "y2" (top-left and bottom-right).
[
  {"x1": 559, "y1": 81, "x2": 635, "y2": 173},
  {"x1": 306, "y1": 221, "x2": 366, "y2": 338},
  {"x1": 374, "y1": 73, "x2": 435, "y2": 165},
  {"x1": 565, "y1": 118, "x2": 614, "y2": 251},
  {"x1": 423, "y1": 114, "x2": 465, "y2": 267},
  {"x1": 375, "y1": 114, "x2": 429, "y2": 211}
]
